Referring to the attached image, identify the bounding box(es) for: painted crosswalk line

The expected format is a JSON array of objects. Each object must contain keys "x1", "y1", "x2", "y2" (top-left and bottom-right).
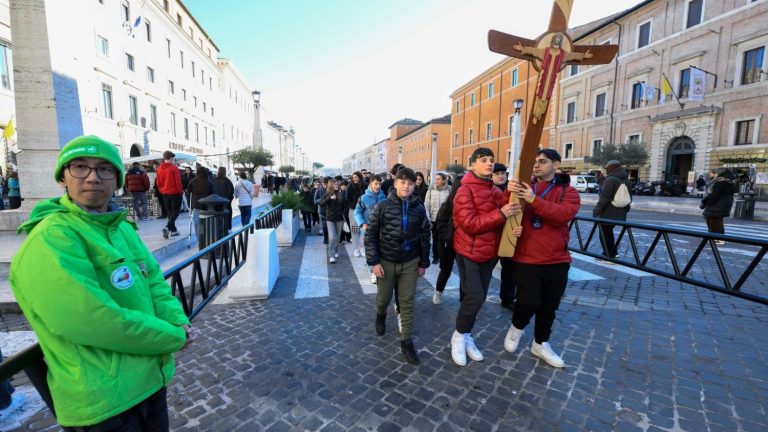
[
  {"x1": 295, "y1": 236, "x2": 330, "y2": 299},
  {"x1": 491, "y1": 262, "x2": 605, "y2": 282},
  {"x1": 571, "y1": 253, "x2": 654, "y2": 277},
  {"x1": 344, "y1": 243, "x2": 377, "y2": 295}
]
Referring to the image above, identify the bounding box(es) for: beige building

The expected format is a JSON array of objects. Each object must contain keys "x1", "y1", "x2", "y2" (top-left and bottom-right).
[{"x1": 555, "y1": 0, "x2": 768, "y2": 196}]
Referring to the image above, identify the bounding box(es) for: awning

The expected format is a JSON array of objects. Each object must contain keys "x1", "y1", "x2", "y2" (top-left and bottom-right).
[{"x1": 122, "y1": 152, "x2": 198, "y2": 165}]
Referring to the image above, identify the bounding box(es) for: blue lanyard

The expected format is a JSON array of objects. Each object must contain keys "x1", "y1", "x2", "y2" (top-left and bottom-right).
[
  {"x1": 533, "y1": 179, "x2": 556, "y2": 199},
  {"x1": 402, "y1": 200, "x2": 409, "y2": 234}
]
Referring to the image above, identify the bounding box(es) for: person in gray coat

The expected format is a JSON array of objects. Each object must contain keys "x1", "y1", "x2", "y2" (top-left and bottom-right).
[{"x1": 593, "y1": 160, "x2": 632, "y2": 260}]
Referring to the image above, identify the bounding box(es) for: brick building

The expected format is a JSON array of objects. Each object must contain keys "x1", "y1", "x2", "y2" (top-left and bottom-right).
[
  {"x1": 394, "y1": 114, "x2": 451, "y2": 178},
  {"x1": 554, "y1": 0, "x2": 768, "y2": 196}
]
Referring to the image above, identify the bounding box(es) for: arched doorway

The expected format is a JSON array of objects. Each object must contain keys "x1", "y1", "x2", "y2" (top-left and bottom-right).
[
  {"x1": 665, "y1": 137, "x2": 694, "y2": 182},
  {"x1": 129, "y1": 144, "x2": 142, "y2": 157}
]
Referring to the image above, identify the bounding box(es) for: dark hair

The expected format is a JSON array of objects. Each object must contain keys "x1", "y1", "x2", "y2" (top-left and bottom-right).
[
  {"x1": 162, "y1": 150, "x2": 175, "y2": 160},
  {"x1": 395, "y1": 167, "x2": 417, "y2": 182},
  {"x1": 352, "y1": 171, "x2": 363, "y2": 183},
  {"x1": 446, "y1": 175, "x2": 464, "y2": 208},
  {"x1": 536, "y1": 148, "x2": 561, "y2": 162},
  {"x1": 217, "y1": 166, "x2": 227, "y2": 178},
  {"x1": 370, "y1": 174, "x2": 383, "y2": 183},
  {"x1": 469, "y1": 147, "x2": 494, "y2": 164},
  {"x1": 390, "y1": 163, "x2": 405, "y2": 175},
  {"x1": 435, "y1": 173, "x2": 446, "y2": 181},
  {"x1": 239, "y1": 172, "x2": 247, "y2": 179},
  {"x1": 415, "y1": 171, "x2": 425, "y2": 182}
]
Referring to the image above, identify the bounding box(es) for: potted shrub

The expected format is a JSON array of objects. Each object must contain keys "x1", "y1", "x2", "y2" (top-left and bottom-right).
[{"x1": 270, "y1": 191, "x2": 307, "y2": 246}]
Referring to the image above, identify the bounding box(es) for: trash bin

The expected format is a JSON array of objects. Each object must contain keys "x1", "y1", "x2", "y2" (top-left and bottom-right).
[
  {"x1": 733, "y1": 192, "x2": 756, "y2": 221},
  {"x1": 198, "y1": 194, "x2": 230, "y2": 250}
]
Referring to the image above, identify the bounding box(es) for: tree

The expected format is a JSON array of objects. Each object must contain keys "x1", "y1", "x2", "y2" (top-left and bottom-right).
[
  {"x1": 619, "y1": 141, "x2": 650, "y2": 169},
  {"x1": 295, "y1": 169, "x2": 310, "y2": 176},
  {"x1": 589, "y1": 143, "x2": 620, "y2": 168},
  {"x1": 445, "y1": 163, "x2": 466, "y2": 176},
  {"x1": 231, "y1": 148, "x2": 273, "y2": 178},
  {"x1": 278, "y1": 165, "x2": 295, "y2": 175}
]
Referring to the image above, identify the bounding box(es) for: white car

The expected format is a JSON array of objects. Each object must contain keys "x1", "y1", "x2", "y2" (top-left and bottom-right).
[{"x1": 570, "y1": 175, "x2": 599, "y2": 193}]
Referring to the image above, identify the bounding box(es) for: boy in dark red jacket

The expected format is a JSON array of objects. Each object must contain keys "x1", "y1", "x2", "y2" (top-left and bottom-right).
[
  {"x1": 125, "y1": 162, "x2": 151, "y2": 220},
  {"x1": 505, "y1": 149, "x2": 580, "y2": 368}
]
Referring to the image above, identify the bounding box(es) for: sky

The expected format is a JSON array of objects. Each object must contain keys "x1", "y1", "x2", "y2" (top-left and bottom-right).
[{"x1": 184, "y1": 0, "x2": 642, "y2": 168}]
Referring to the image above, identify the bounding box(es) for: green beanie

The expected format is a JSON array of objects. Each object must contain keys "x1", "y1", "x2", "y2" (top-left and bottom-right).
[{"x1": 54, "y1": 135, "x2": 125, "y2": 188}]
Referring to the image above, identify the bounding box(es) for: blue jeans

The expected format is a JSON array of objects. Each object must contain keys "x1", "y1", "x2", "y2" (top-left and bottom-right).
[
  {"x1": 239, "y1": 205, "x2": 252, "y2": 226},
  {"x1": 131, "y1": 192, "x2": 148, "y2": 219},
  {"x1": 326, "y1": 220, "x2": 343, "y2": 256},
  {"x1": 0, "y1": 348, "x2": 14, "y2": 409}
]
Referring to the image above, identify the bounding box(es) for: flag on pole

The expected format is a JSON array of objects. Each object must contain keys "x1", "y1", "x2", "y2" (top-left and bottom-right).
[
  {"x1": 2, "y1": 116, "x2": 15, "y2": 139},
  {"x1": 645, "y1": 85, "x2": 656, "y2": 103},
  {"x1": 689, "y1": 68, "x2": 706, "y2": 101},
  {"x1": 660, "y1": 76, "x2": 673, "y2": 105}
]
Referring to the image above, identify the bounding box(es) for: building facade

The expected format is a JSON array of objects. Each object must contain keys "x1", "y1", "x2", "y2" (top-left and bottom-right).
[
  {"x1": 388, "y1": 118, "x2": 424, "y2": 168},
  {"x1": 342, "y1": 138, "x2": 389, "y2": 175},
  {"x1": 555, "y1": 0, "x2": 768, "y2": 196},
  {"x1": 217, "y1": 58, "x2": 256, "y2": 170},
  {"x1": 395, "y1": 114, "x2": 451, "y2": 177},
  {"x1": 0, "y1": 0, "x2": 14, "y2": 174}
]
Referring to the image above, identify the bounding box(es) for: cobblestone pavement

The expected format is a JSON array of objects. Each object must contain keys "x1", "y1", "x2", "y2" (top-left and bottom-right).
[{"x1": 9, "y1": 225, "x2": 768, "y2": 431}]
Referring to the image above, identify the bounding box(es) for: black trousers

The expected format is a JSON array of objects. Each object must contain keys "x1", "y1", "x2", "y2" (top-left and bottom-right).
[
  {"x1": 598, "y1": 223, "x2": 616, "y2": 258},
  {"x1": 455, "y1": 254, "x2": 496, "y2": 333},
  {"x1": 163, "y1": 194, "x2": 182, "y2": 232},
  {"x1": 499, "y1": 257, "x2": 516, "y2": 305},
  {"x1": 705, "y1": 216, "x2": 725, "y2": 235},
  {"x1": 435, "y1": 239, "x2": 456, "y2": 292},
  {"x1": 430, "y1": 224, "x2": 439, "y2": 260},
  {"x1": 63, "y1": 387, "x2": 169, "y2": 432},
  {"x1": 511, "y1": 262, "x2": 569, "y2": 344},
  {"x1": 155, "y1": 192, "x2": 167, "y2": 217},
  {"x1": 302, "y1": 212, "x2": 313, "y2": 229}
]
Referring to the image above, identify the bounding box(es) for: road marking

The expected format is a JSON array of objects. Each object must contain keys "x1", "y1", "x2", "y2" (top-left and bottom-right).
[
  {"x1": 492, "y1": 262, "x2": 604, "y2": 281},
  {"x1": 344, "y1": 243, "x2": 377, "y2": 295},
  {"x1": 571, "y1": 253, "x2": 654, "y2": 277},
  {"x1": 295, "y1": 236, "x2": 330, "y2": 299},
  {"x1": 423, "y1": 259, "x2": 460, "y2": 291}
]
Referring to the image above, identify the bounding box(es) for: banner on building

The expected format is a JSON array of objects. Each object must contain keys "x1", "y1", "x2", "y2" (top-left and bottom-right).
[
  {"x1": 660, "y1": 77, "x2": 673, "y2": 105},
  {"x1": 689, "y1": 68, "x2": 706, "y2": 101}
]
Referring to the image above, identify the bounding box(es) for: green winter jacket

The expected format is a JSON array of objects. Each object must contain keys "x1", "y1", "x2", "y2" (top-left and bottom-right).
[{"x1": 10, "y1": 195, "x2": 189, "y2": 426}]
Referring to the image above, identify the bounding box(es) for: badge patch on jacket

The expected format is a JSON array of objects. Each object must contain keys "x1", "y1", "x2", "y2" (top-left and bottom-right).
[{"x1": 111, "y1": 266, "x2": 134, "y2": 290}]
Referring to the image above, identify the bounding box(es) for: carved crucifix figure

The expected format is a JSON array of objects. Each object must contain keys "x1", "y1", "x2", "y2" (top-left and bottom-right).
[{"x1": 488, "y1": 0, "x2": 618, "y2": 257}]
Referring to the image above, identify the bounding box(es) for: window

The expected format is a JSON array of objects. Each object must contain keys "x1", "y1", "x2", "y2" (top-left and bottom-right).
[
  {"x1": 488, "y1": 82, "x2": 495, "y2": 98},
  {"x1": 209, "y1": 77, "x2": 213, "y2": 90},
  {"x1": 149, "y1": 104, "x2": 157, "y2": 131},
  {"x1": 686, "y1": 0, "x2": 703, "y2": 28},
  {"x1": 203, "y1": 102, "x2": 207, "y2": 112},
  {"x1": 486, "y1": 123, "x2": 493, "y2": 140},
  {"x1": 741, "y1": 46, "x2": 765, "y2": 85},
  {"x1": 128, "y1": 96, "x2": 138, "y2": 125},
  {"x1": 468, "y1": 129, "x2": 474, "y2": 144},
  {"x1": 101, "y1": 84, "x2": 113, "y2": 119},
  {"x1": 0, "y1": 44, "x2": 11, "y2": 90},
  {"x1": 679, "y1": 68, "x2": 691, "y2": 98},
  {"x1": 144, "y1": 19, "x2": 151, "y2": 42},
  {"x1": 628, "y1": 134, "x2": 641, "y2": 145},
  {"x1": 166, "y1": 39, "x2": 171, "y2": 58},
  {"x1": 181, "y1": 89, "x2": 187, "y2": 101},
  {"x1": 201, "y1": 70, "x2": 205, "y2": 85},
  {"x1": 735, "y1": 120, "x2": 755, "y2": 145},
  {"x1": 637, "y1": 20, "x2": 651, "y2": 48},
  {"x1": 566, "y1": 101, "x2": 576, "y2": 123},
  {"x1": 183, "y1": 118, "x2": 189, "y2": 140},
  {"x1": 191, "y1": 61, "x2": 195, "y2": 77},
  {"x1": 511, "y1": 69, "x2": 518, "y2": 87},
  {"x1": 631, "y1": 82, "x2": 644, "y2": 109},
  {"x1": 168, "y1": 80, "x2": 175, "y2": 95},
  {"x1": 170, "y1": 112, "x2": 177, "y2": 137},
  {"x1": 595, "y1": 92, "x2": 606, "y2": 117},
  {"x1": 163, "y1": 0, "x2": 169, "y2": 12},
  {"x1": 194, "y1": 122, "x2": 199, "y2": 143},
  {"x1": 146, "y1": 66, "x2": 155, "y2": 83},
  {"x1": 121, "y1": 1, "x2": 130, "y2": 22},
  {"x1": 193, "y1": 96, "x2": 197, "y2": 107},
  {"x1": 564, "y1": 143, "x2": 573, "y2": 159},
  {"x1": 177, "y1": 13, "x2": 182, "y2": 26},
  {"x1": 454, "y1": 133, "x2": 459, "y2": 148},
  {"x1": 204, "y1": 126, "x2": 208, "y2": 145},
  {"x1": 179, "y1": 51, "x2": 184, "y2": 68},
  {"x1": 212, "y1": 130, "x2": 216, "y2": 146},
  {"x1": 97, "y1": 36, "x2": 109, "y2": 57},
  {"x1": 592, "y1": 139, "x2": 603, "y2": 155},
  {"x1": 455, "y1": 101, "x2": 460, "y2": 113},
  {"x1": 470, "y1": 93, "x2": 475, "y2": 107},
  {"x1": 569, "y1": 64, "x2": 579, "y2": 77},
  {"x1": 125, "y1": 53, "x2": 134, "y2": 71}
]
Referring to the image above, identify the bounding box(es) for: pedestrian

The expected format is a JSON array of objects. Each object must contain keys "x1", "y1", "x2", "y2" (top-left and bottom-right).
[
  {"x1": 300, "y1": 183, "x2": 315, "y2": 231},
  {"x1": 339, "y1": 180, "x2": 352, "y2": 244},
  {"x1": 415, "y1": 172, "x2": 428, "y2": 202},
  {"x1": 311, "y1": 179, "x2": 321, "y2": 227},
  {"x1": 181, "y1": 166, "x2": 195, "y2": 212},
  {"x1": 381, "y1": 163, "x2": 403, "y2": 196},
  {"x1": 424, "y1": 172, "x2": 450, "y2": 265},
  {"x1": 214, "y1": 167, "x2": 235, "y2": 231},
  {"x1": 7, "y1": 172, "x2": 21, "y2": 209},
  {"x1": 450, "y1": 148, "x2": 518, "y2": 367},
  {"x1": 319, "y1": 179, "x2": 345, "y2": 263},
  {"x1": 593, "y1": 160, "x2": 632, "y2": 261},
  {"x1": 432, "y1": 175, "x2": 463, "y2": 305},
  {"x1": 261, "y1": 174, "x2": 269, "y2": 195},
  {"x1": 701, "y1": 168, "x2": 736, "y2": 245},
  {"x1": 153, "y1": 175, "x2": 167, "y2": 219},
  {"x1": 347, "y1": 171, "x2": 366, "y2": 257},
  {"x1": 234, "y1": 172, "x2": 254, "y2": 226},
  {"x1": 355, "y1": 174, "x2": 388, "y2": 284},
  {"x1": 0, "y1": 169, "x2": 5, "y2": 210},
  {"x1": 155, "y1": 151, "x2": 184, "y2": 239},
  {"x1": 10, "y1": 135, "x2": 192, "y2": 430},
  {"x1": 696, "y1": 174, "x2": 706, "y2": 192},
  {"x1": 492, "y1": 162, "x2": 517, "y2": 309},
  {"x1": 314, "y1": 178, "x2": 329, "y2": 243},
  {"x1": 125, "y1": 162, "x2": 151, "y2": 220},
  {"x1": 187, "y1": 166, "x2": 215, "y2": 240},
  {"x1": 366, "y1": 168, "x2": 430, "y2": 365},
  {"x1": 504, "y1": 149, "x2": 580, "y2": 368}
]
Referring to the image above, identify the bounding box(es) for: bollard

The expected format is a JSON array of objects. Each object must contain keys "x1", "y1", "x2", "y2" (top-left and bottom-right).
[{"x1": 197, "y1": 194, "x2": 230, "y2": 251}]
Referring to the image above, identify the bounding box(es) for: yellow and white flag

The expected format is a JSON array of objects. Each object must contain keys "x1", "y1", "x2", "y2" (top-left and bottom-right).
[
  {"x1": 2, "y1": 116, "x2": 15, "y2": 139},
  {"x1": 660, "y1": 76, "x2": 673, "y2": 105}
]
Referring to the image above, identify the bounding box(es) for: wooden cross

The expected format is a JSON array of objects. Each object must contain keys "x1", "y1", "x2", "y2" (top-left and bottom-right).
[{"x1": 488, "y1": 0, "x2": 619, "y2": 257}]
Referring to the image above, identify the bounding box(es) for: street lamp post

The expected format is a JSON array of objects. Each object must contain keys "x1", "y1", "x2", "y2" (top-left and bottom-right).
[
  {"x1": 430, "y1": 133, "x2": 438, "y2": 182},
  {"x1": 510, "y1": 99, "x2": 524, "y2": 177}
]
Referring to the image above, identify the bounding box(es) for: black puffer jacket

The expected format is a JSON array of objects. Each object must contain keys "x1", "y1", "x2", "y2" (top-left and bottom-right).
[
  {"x1": 703, "y1": 176, "x2": 735, "y2": 218},
  {"x1": 346, "y1": 182, "x2": 365, "y2": 211},
  {"x1": 300, "y1": 189, "x2": 315, "y2": 214},
  {"x1": 319, "y1": 190, "x2": 345, "y2": 221},
  {"x1": 365, "y1": 190, "x2": 431, "y2": 268},
  {"x1": 593, "y1": 166, "x2": 632, "y2": 220}
]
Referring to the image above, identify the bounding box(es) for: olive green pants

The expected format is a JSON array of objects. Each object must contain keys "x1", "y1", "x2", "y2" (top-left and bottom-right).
[{"x1": 376, "y1": 257, "x2": 419, "y2": 340}]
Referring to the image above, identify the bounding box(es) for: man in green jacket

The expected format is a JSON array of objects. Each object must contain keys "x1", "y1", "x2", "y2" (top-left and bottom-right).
[{"x1": 10, "y1": 135, "x2": 192, "y2": 430}]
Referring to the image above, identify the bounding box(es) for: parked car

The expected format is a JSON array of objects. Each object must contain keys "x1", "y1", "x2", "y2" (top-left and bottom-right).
[{"x1": 570, "y1": 175, "x2": 599, "y2": 193}]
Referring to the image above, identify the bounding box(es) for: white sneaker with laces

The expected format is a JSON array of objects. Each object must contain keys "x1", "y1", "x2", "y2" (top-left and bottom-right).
[
  {"x1": 329, "y1": 256, "x2": 336, "y2": 264},
  {"x1": 451, "y1": 330, "x2": 467, "y2": 367},
  {"x1": 531, "y1": 341, "x2": 565, "y2": 368},
  {"x1": 369, "y1": 273, "x2": 377, "y2": 284},
  {"x1": 397, "y1": 314, "x2": 402, "y2": 333},
  {"x1": 504, "y1": 325, "x2": 524, "y2": 353},
  {"x1": 432, "y1": 290, "x2": 442, "y2": 305},
  {"x1": 464, "y1": 334, "x2": 484, "y2": 362},
  {"x1": 353, "y1": 249, "x2": 361, "y2": 257}
]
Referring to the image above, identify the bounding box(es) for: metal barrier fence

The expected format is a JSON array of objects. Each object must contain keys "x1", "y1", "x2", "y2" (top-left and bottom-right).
[
  {"x1": 570, "y1": 216, "x2": 768, "y2": 305},
  {"x1": 0, "y1": 204, "x2": 283, "y2": 414}
]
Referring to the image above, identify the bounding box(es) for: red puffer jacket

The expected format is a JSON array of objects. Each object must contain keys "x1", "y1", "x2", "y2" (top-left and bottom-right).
[
  {"x1": 452, "y1": 171, "x2": 510, "y2": 262},
  {"x1": 513, "y1": 174, "x2": 580, "y2": 265}
]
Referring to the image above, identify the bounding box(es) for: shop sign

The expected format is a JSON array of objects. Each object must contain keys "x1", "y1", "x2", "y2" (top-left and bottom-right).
[{"x1": 723, "y1": 163, "x2": 756, "y2": 168}]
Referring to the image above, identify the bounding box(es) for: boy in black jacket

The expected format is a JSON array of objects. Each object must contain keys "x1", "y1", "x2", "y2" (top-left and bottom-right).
[{"x1": 366, "y1": 168, "x2": 430, "y2": 365}]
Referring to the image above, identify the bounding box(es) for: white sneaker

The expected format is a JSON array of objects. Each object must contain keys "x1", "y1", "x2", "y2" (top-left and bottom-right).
[
  {"x1": 369, "y1": 273, "x2": 377, "y2": 284},
  {"x1": 714, "y1": 240, "x2": 726, "y2": 246},
  {"x1": 358, "y1": 248, "x2": 366, "y2": 257},
  {"x1": 464, "y1": 334, "x2": 484, "y2": 362},
  {"x1": 451, "y1": 330, "x2": 467, "y2": 367},
  {"x1": 329, "y1": 257, "x2": 336, "y2": 264},
  {"x1": 531, "y1": 341, "x2": 565, "y2": 368},
  {"x1": 334, "y1": 253, "x2": 339, "y2": 258},
  {"x1": 397, "y1": 314, "x2": 402, "y2": 334},
  {"x1": 432, "y1": 290, "x2": 442, "y2": 305},
  {"x1": 353, "y1": 249, "x2": 361, "y2": 257},
  {"x1": 504, "y1": 325, "x2": 524, "y2": 353}
]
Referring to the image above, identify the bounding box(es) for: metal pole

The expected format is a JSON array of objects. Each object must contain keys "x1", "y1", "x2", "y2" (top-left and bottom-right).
[
  {"x1": 510, "y1": 106, "x2": 522, "y2": 177},
  {"x1": 430, "y1": 133, "x2": 438, "y2": 182}
]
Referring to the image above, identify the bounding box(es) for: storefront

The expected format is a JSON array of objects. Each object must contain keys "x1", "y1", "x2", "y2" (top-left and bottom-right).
[{"x1": 710, "y1": 151, "x2": 768, "y2": 198}]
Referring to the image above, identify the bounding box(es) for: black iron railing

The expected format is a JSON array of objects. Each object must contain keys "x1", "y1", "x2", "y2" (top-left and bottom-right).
[
  {"x1": 0, "y1": 205, "x2": 283, "y2": 412},
  {"x1": 570, "y1": 216, "x2": 768, "y2": 305}
]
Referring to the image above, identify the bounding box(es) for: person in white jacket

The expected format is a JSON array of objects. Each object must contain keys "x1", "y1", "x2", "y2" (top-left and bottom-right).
[
  {"x1": 423, "y1": 173, "x2": 451, "y2": 264},
  {"x1": 234, "y1": 172, "x2": 255, "y2": 225}
]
